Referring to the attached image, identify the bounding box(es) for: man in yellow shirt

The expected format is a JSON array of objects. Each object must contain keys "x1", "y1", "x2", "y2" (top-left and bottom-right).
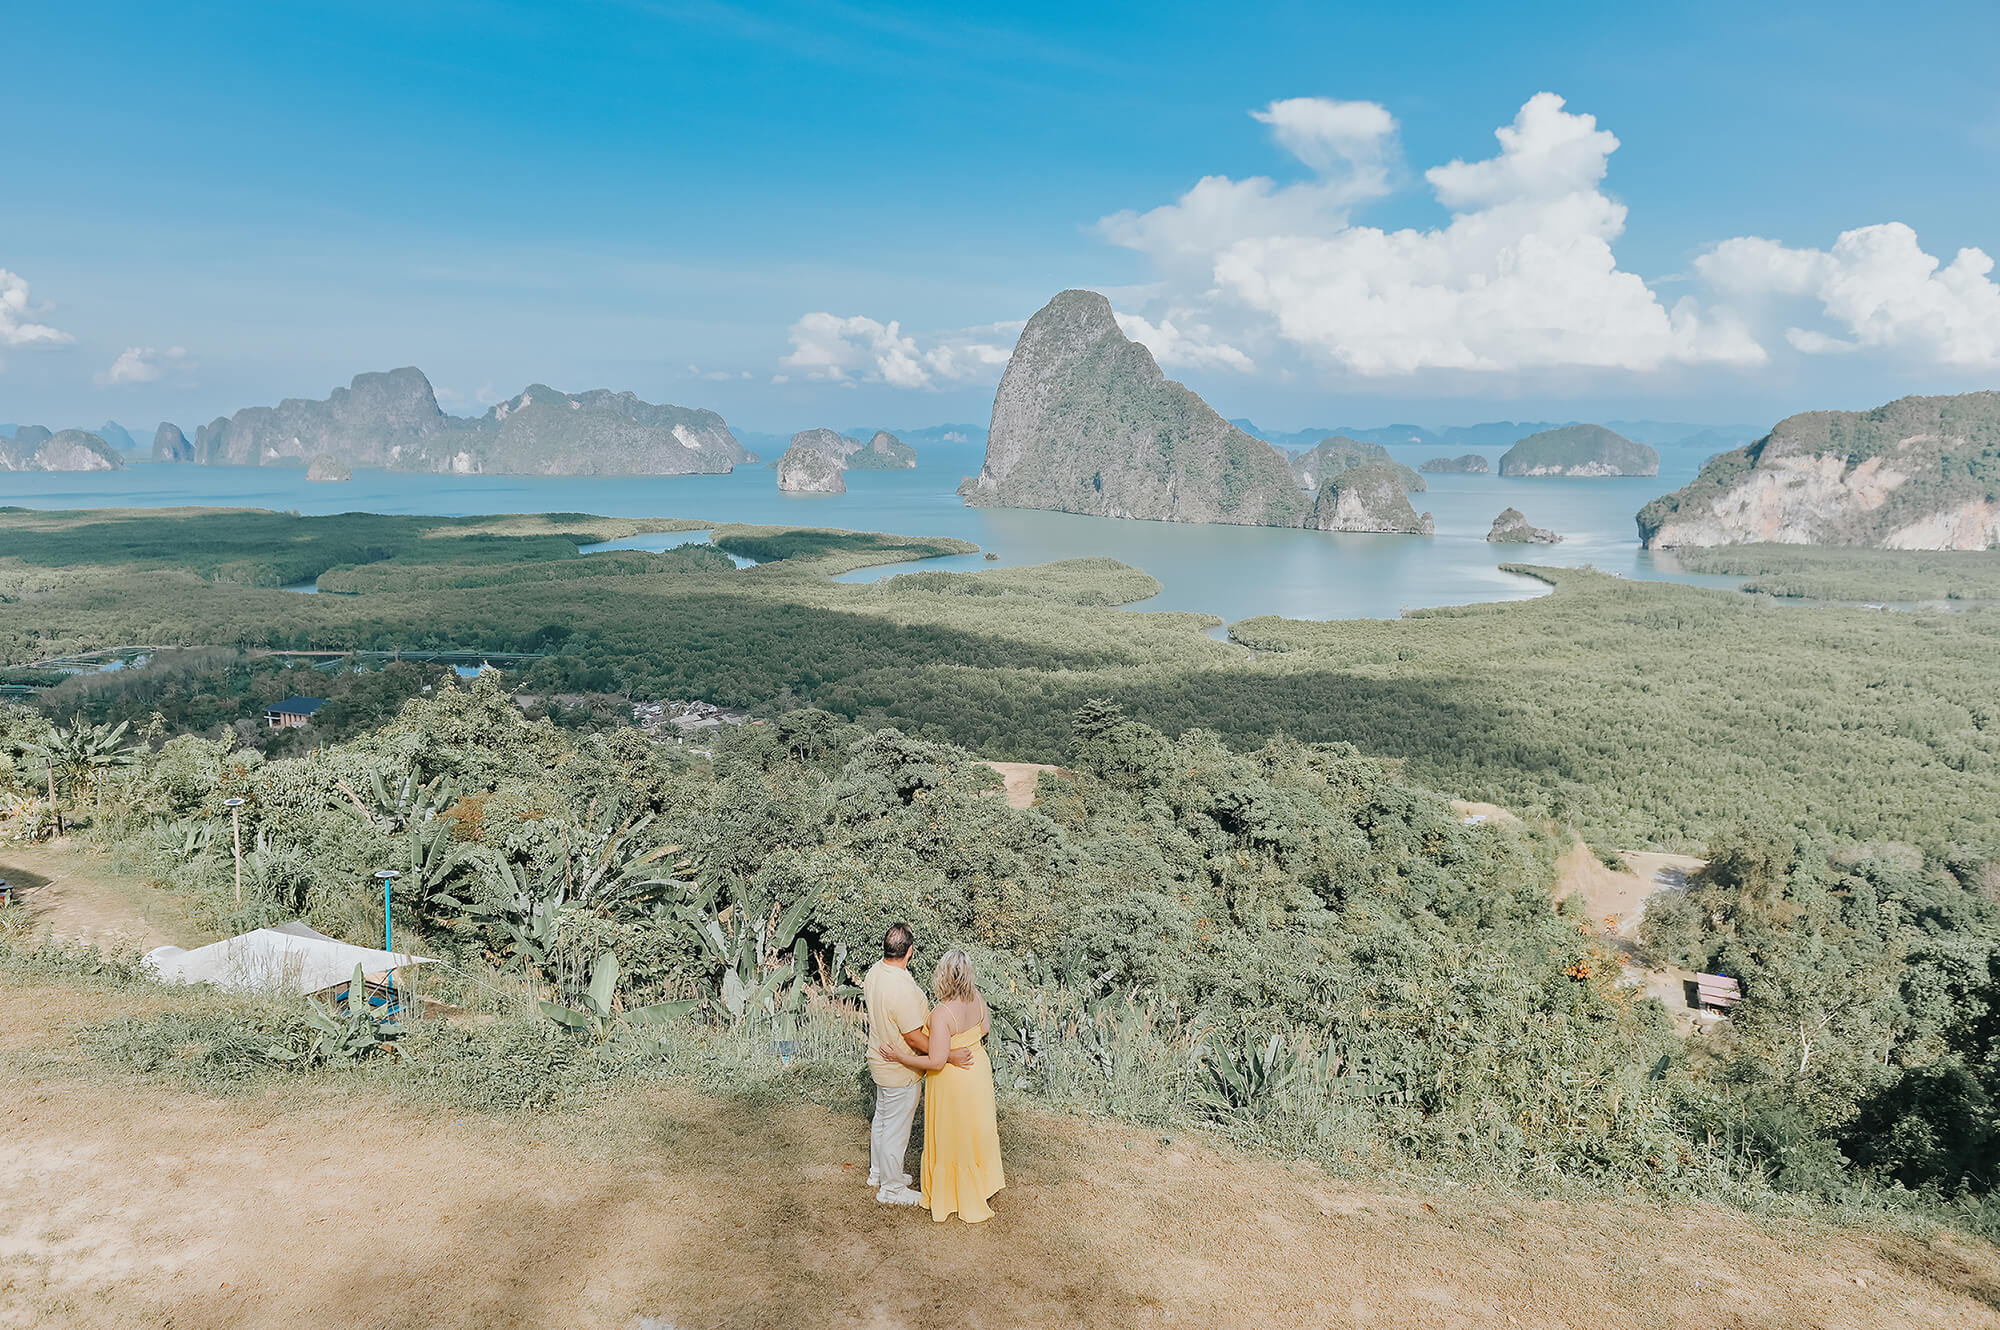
[{"x1": 863, "y1": 923, "x2": 967, "y2": 1205}]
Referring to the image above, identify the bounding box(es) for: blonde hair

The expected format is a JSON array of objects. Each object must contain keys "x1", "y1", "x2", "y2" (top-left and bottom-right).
[{"x1": 932, "y1": 949, "x2": 979, "y2": 1004}]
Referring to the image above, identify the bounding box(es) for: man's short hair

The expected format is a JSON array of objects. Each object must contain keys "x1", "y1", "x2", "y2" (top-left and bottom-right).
[{"x1": 883, "y1": 923, "x2": 914, "y2": 960}]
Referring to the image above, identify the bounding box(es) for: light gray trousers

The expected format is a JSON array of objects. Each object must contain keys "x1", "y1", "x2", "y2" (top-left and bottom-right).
[{"x1": 869, "y1": 1081, "x2": 920, "y2": 1188}]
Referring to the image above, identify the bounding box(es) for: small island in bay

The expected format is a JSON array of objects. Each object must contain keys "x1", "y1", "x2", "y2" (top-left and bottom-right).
[
  {"x1": 1499, "y1": 424, "x2": 1658, "y2": 477},
  {"x1": 306, "y1": 454, "x2": 352, "y2": 483},
  {"x1": 153, "y1": 422, "x2": 193, "y2": 462},
  {"x1": 776, "y1": 430, "x2": 848, "y2": 493},
  {"x1": 1291, "y1": 436, "x2": 1424, "y2": 493},
  {"x1": 1486, "y1": 507, "x2": 1562, "y2": 543},
  {"x1": 962, "y1": 290, "x2": 1428, "y2": 534},
  {"x1": 1420, "y1": 453, "x2": 1490, "y2": 475},
  {"x1": 1310, "y1": 463, "x2": 1435, "y2": 534}
]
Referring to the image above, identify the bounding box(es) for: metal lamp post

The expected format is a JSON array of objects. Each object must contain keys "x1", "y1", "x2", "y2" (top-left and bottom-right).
[
  {"x1": 223, "y1": 798, "x2": 246, "y2": 906},
  {"x1": 375, "y1": 869, "x2": 399, "y2": 956}
]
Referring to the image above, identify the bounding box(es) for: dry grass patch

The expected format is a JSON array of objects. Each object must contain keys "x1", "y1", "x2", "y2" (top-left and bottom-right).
[{"x1": 2, "y1": 977, "x2": 1997, "y2": 1330}]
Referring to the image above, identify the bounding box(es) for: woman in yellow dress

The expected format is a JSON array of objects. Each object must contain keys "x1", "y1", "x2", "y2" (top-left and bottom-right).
[{"x1": 876, "y1": 949, "x2": 1005, "y2": 1223}]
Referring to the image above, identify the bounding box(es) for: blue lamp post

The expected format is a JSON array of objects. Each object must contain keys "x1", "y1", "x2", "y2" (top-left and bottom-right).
[{"x1": 374, "y1": 869, "x2": 399, "y2": 955}]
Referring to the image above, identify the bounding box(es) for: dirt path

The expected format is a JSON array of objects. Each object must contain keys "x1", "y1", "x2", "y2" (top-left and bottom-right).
[
  {"x1": 981, "y1": 762, "x2": 1062, "y2": 810},
  {"x1": 3, "y1": 981, "x2": 1997, "y2": 1329},
  {"x1": 0, "y1": 841, "x2": 206, "y2": 952}
]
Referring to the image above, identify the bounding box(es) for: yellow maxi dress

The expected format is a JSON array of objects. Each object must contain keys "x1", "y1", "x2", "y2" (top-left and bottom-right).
[{"x1": 920, "y1": 1024, "x2": 1005, "y2": 1224}]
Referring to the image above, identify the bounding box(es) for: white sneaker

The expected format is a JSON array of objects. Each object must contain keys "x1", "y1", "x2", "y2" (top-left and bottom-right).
[
  {"x1": 866, "y1": 1171, "x2": 881, "y2": 1188},
  {"x1": 877, "y1": 1184, "x2": 924, "y2": 1206}
]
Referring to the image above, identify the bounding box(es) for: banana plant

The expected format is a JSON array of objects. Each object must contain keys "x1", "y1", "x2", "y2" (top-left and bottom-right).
[
  {"x1": 539, "y1": 951, "x2": 697, "y2": 1042},
  {"x1": 556, "y1": 808, "x2": 692, "y2": 918},
  {"x1": 686, "y1": 874, "x2": 822, "y2": 1025},
  {"x1": 279, "y1": 964, "x2": 406, "y2": 1065},
  {"x1": 335, "y1": 764, "x2": 457, "y2": 835},
  {"x1": 463, "y1": 855, "x2": 565, "y2": 972}
]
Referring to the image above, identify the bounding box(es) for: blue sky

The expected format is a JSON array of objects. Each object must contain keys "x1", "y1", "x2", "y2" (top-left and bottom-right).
[{"x1": 4, "y1": 0, "x2": 1998, "y2": 435}]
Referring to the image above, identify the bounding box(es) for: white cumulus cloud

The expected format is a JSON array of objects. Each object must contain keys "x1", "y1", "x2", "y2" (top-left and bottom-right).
[
  {"x1": 1113, "y1": 312, "x2": 1256, "y2": 373},
  {"x1": 0, "y1": 269, "x2": 74, "y2": 367},
  {"x1": 1099, "y1": 96, "x2": 1397, "y2": 281},
  {"x1": 95, "y1": 345, "x2": 196, "y2": 386},
  {"x1": 1697, "y1": 223, "x2": 2000, "y2": 367},
  {"x1": 780, "y1": 313, "x2": 1017, "y2": 389},
  {"x1": 1102, "y1": 92, "x2": 1766, "y2": 378}
]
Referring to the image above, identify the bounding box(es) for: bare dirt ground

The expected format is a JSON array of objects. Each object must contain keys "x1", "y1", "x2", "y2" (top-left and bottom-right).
[
  {"x1": 4, "y1": 979, "x2": 1999, "y2": 1330},
  {"x1": 0, "y1": 840, "x2": 207, "y2": 953},
  {"x1": 1554, "y1": 843, "x2": 1705, "y2": 943},
  {"x1": 1451, "y1": 800, "x2": 1520, "y2": 826},
  {"x1": 1555, "y1": 842, "x2": 1710, "y2": 1022},
  {"x1": 981, "y1": 762, "x2": 1062, "y2": 810}
]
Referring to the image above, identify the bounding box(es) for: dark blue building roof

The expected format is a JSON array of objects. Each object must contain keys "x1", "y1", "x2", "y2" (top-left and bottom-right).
[{"x1": 267, "y1": 696, "x2": 327, "y2": 716}]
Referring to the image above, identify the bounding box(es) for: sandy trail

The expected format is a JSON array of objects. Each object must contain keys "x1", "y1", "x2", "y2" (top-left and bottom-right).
[
  {"x1": 980, "y1": 762, "x2": 1062, "y2": 810},
  {"x1": 0, "y1": 841, "x2": 205, "y2": 952},
  {"x1": 3, "y1": 982, "x2": 1997, "y2": 1330}
]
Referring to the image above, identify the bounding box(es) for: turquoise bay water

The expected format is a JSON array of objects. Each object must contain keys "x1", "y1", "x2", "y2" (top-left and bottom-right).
[{"x1": 0, "y1": 442, "x2": 1738, "y2": 625}]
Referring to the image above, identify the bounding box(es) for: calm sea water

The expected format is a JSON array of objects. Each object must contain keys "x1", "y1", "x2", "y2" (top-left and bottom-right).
[{"x1": 0, "y1": 441, "x2": 1741, "y2": 625}]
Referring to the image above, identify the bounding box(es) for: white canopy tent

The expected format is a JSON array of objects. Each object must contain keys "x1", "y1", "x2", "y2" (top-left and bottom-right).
[{"x1": 145, "y1": 921, "x2": 436, "y2": 996}]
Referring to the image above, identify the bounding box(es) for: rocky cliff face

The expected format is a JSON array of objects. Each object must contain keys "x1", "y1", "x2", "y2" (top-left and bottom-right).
[
  {"x1": 1499, "y1": 425, "x2": 1658, "y2": 477},
  {"x1": 0, "y1": 427, "x2": 123, "y2": 472},
  {"x1": 1308, "y1": 464, "x2": 1434, "y2": 534},
  {"x1": 1639, "y1": 391, "x2": 2000, "y2": 550},
  {"x1": 963, "y1": 290, "x2": 1307, "y2": 527},
  {"x1": 153, "y1": 422, "x2": 193, "y2": 462},
  {"x1": 1486, "y1": 507, "x2": 1562, "y2": 544},
  {"x1": 1290, "y1": 437, "x2": 1425, "y2": 493},
  {"x1": 189, "y1": 369, "x2": 751, "y2": 476},
  {"x1": 777, "y1": 431, "x2": 847, "y2": 493},
  {"x1": 1421, "y1": 453, "x2": 1490, "y2": 475}
]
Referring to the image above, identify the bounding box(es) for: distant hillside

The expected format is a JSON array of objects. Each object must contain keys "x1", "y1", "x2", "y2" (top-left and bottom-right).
[
  {"x1": 94, "y1": 421, "x2": 140, "y2": 452},
  {"x1": 1639, "y1": 391, "x2": 2000, "y2": 550},
  {"x1": 1233, "y1": 418, "x2": 1751, "y2": 453},
  {"x1": 845, "y1": 423, "x2": 986, "y2": 448},
  {"x1": 1436, "y1": 421, "x2": 1568, "y2": 449},
  {"x1": 1234, "y1": 420, "x2": 1437, "y2": 450},
  {"x1": 1499, "y1": 425, "x2": 1658, "y2": 477},
  {"x1": 965, "y1": 291, "x2": 1307, "y2": 527},
  {"x1": 1420, "y1": 454, "x2": 1490, "y2": 475},
  {"x1": 186, "y1": 368, "x2": 751, "y2": 476},
  {"x1": 0, "y1": 427, "x2": 123, "y2": 472},
  {"x1": 1605, "y1": 420, "x2": 1761, "y2": 448}
]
